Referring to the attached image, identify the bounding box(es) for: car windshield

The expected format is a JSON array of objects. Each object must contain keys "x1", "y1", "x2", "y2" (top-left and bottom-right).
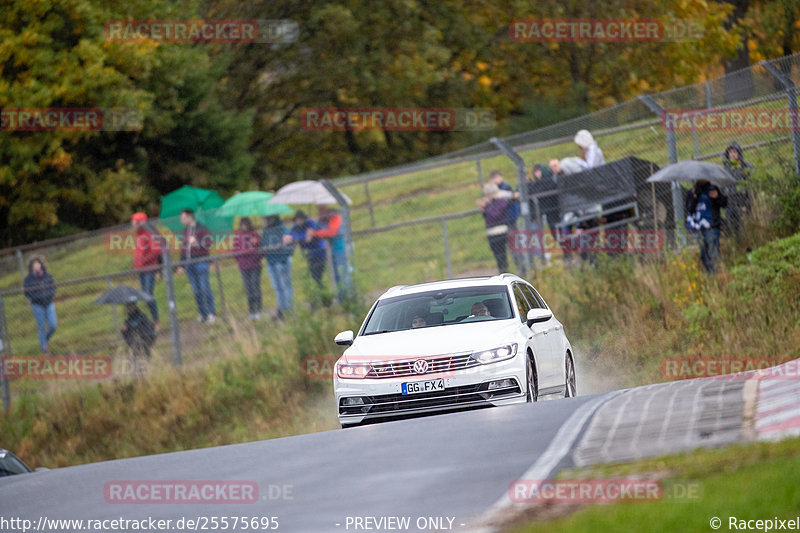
[
  {"x1": 0, "y1": 452, "x2": 31, "y2": 477},
  {"x1": 362, "y1": 285, "x2": 513, "y2": 335}
]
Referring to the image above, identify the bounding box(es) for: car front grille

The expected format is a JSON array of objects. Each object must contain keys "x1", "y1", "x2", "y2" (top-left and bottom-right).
[
  {"x1": 339, "y1": 380, "x2": 521, "y2": 416},
  {"x1": 367, "y1": 353, "x2": 479, "y2": 378}
]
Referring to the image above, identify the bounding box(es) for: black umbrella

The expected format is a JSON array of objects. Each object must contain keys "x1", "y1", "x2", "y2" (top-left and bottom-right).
[
  {"x1": 93, "y1": 284, "x2": 154, "y2": 305},
  {"x1": 646, "y1": 160, "x2": 736, "y2": 187}
]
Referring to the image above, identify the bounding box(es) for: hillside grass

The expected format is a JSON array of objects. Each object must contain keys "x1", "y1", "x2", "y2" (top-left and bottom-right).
[{"x1": 512, "y1": 435, "x2": 800, "y2": 533}]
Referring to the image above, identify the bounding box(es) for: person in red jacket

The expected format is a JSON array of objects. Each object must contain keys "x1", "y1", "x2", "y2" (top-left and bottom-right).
[
  {"x1": 309, "y1": 204, "x2": 350, "y2": 300},
  {"x1": 131, "y1": 212, "x2": 162, "y2": 330},
  {"x1": 233, "y1": 217, "x2": 263, "y2": 319}
]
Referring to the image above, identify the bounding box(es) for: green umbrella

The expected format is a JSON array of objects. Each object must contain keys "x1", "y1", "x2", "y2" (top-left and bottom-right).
[
  {"x1": 217, "y1": 191, "x2": 293, "y2": 217},
  {"x1": 159, "y1": 185, "x2": 232, "y2": 232}
]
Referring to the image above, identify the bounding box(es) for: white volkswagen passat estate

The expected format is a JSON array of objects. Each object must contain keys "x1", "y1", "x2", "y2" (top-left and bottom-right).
[{"x1": 333, "y1": 274, "x2": 576, "y2": 427}]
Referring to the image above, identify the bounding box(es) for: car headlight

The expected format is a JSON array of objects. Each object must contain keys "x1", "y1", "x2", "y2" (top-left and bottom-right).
[
  {"x1": 471, "y1": 344, "x2": 517, "y2": 364},
  {"x1": 337, "y1": 362, "x2": 372, "y2": 379}
]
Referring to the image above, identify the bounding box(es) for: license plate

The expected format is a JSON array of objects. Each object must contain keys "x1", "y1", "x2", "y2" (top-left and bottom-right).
[{"x1": 402, "y1": 379, "x2": 445, "y2": 395}]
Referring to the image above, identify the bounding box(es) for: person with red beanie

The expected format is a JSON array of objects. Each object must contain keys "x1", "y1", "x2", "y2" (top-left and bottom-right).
[{"x1": 132, "y1": 212, "x2": 162, "y2": 330}]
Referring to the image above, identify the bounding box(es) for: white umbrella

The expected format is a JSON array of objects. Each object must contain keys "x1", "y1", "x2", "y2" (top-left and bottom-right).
[
  {"x1": 646, "y1": 160, "x2": 736, "y2": 187},
  {"x1": 269, "y1": 180, "x2": 352, "y2": 206}
]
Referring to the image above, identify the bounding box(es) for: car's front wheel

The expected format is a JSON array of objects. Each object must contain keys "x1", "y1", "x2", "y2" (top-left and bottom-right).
[
  {"x1": 526, "y1": 352, "x2": 538, "y2": 403},
  {"x1": 564, "y1": 352, "x2": 577, "y2": 398}
]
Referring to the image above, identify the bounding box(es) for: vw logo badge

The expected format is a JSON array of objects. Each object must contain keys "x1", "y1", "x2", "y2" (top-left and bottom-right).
[{"x1": 413, "y1": 359, "x2": 428, "y2": 375}]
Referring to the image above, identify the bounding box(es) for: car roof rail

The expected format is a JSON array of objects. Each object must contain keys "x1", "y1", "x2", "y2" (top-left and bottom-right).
[{"x1": 384, "y1": 284, "x2": 408, "y2": 295}]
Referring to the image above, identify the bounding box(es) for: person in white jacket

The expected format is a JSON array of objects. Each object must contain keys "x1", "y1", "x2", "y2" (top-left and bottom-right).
[{"x1": 573, "y1": 129, "x2": 605, "y2": 169}]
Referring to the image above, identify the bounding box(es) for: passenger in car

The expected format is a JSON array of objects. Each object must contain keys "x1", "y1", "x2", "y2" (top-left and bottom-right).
[{"x1": 411, "y1": 314, "x2": 427, "y2": 328}]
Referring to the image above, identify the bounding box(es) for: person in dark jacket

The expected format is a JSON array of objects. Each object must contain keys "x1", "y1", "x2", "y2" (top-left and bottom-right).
[
  {"x1": 175, "y1": 209, "x2": 216, "y2": 323},
  {"x1": 477, "y1": 183, "x2": 512, "y2": 273},
  {"x1": 721, "y1": 141, "x2": 754, "y2": 237},
  {"x1": 233, "y1": 217, "x2": 263, "y2": 320},
  {"x1": 23, "y1": 255, "x2": 57, "y2": 354},
  {"x1": 131, "y1": 212, "x2": 162, "y2": 329},
  {"x1": 489, "y1": 170, "x2": 525, "y2": 275},
  {"x1": 685, "y1": 179, "x2": 728, "y2": 273},
  {"x1": 262, "y1": 216, "x2": 294, "y2": 318},
  {"x1": 283, "y1": 210, "x2": 327, "y2": 287},
  {"x1": 122, "y1": 302, "x2": 156, "y2": 360}
]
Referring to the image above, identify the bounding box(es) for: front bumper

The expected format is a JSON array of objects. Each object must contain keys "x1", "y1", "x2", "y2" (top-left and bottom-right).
[{"x1": 335, "y1": 356, "x2": 527, "y2": 425}]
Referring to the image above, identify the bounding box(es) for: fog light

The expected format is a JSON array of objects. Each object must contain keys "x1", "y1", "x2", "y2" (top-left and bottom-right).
[
  {"x1": 343, "y1": 397, "x2": 365, "y2": 406},
  {"x1": 488, "y1": 379, "x2": 514, "y2": 390}
]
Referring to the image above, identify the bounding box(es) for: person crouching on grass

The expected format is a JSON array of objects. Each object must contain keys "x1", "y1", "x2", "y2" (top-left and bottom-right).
[{"x1": 122, "y1": 302, "x2": 156, "y2": 361}]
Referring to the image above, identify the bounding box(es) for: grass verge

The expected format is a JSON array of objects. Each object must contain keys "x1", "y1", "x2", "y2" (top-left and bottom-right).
[{"x1": 511, "y1": 435, "x2": 800, "y2": 533}]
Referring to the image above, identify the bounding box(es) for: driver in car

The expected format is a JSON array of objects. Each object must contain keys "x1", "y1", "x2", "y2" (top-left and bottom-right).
[
  {"x1": 470, "y1": 302, "x2": 490, "y2": 317},
  {"x1": 411, "y1": 314, "x2": 427, "y2": 328}
]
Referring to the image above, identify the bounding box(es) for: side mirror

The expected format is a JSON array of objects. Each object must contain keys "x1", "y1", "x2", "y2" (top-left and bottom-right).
[
  {"x1": 526, "y1": 308, "x2": 552, "y2": 326},
  {"x1": 334, "y1": 330, "x2": 354, "y2": 346}
]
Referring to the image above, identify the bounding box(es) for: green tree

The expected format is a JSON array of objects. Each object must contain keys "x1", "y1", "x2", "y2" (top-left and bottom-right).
[{"x1": 0, "y1": 0, "x2": 254, "y2": 245}]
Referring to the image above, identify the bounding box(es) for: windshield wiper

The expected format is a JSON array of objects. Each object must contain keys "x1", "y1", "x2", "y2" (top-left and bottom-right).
[{"x1": 364, "y1": 330, "x2": 393, "y2": 335}]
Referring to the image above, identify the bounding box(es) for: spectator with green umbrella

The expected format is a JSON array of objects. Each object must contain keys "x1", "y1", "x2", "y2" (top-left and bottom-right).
[
  {"x1": 219, "y1": 191, "x2": 293, "y2": 319},
  {"x1": 159, "y1": 185, "x2": 230, "y2": 232},
  {"x1": 176, "y1": 209, "x2": 216, "y2": 323},
  {"x1": 233, "y1": 217, "x2": 263, "y2": 320}
]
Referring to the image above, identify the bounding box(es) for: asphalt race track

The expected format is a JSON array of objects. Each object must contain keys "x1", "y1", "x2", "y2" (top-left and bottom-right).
[{"x1": 2, "y1": 363, "x2": 791, "y2": 533}]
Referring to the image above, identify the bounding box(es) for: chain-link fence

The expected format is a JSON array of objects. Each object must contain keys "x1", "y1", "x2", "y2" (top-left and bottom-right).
[{"x1": 3, "y1": 52, "x2": 800, "y2": 410}]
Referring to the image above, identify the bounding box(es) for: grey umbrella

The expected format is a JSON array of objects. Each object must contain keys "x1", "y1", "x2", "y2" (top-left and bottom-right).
[
  {"x1": 269, "y1": 180, "x2": 352, "y2": 205},
  {"x1": 93, "y1": 285, "x2": 154, "y2": 305},
  {"x1": 646, "y1": 160, "x2": 736, "y2": 187}
]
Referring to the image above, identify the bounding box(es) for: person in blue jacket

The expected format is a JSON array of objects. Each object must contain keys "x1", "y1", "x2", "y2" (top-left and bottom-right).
[
  {"x1": 283, "y1": 210, "x2": 327, "y2": 287},
  {"x1": 262, "y1": 215, "x2": 295, "y2": 319},
  {"x1": 23, "y1": 256, "x2": 57, "y2": 354}
]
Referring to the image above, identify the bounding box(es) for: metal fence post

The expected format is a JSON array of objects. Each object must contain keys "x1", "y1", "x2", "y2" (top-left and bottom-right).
[
  {"x1": 638, "y1": 95, "x2": 685, "y2": 247},
  {"x1": 489, "y1": 137, "x2": 532, "y2": 273},
  {"x1": 760, "y1": 60, "x2": 800, "y2": 179},
  {"x1": 441, "y1": 219, "x2": 453, "y2": 278},
  {"x1": 16, "y1": 250, "x2": 25, "y2": 282},
  {"x1": 363, "y1": 181, "x2": 376, "y2": 228},
  {"x1": 0, "y1": 294, "x2": 11, "y2": 412},
  {"x1": 162, "y1": 249, "x2": 182, "y2": 367},
  {"x1": 213, "y1": 258, "x2": 226, "y2": 320},
  {"x1": 476, "y1": 159, "x2": 484, "y2": 186}
]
